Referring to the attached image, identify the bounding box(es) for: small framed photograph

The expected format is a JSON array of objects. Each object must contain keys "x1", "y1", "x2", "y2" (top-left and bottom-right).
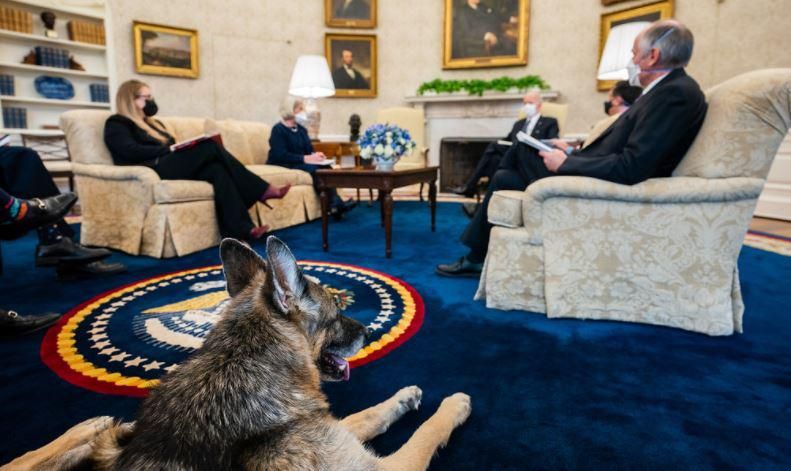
[
  {"x1": 133, "y1": 21, "x2": 199, "y2": 79},
  {"x1": 443, "y1": 0, "x2": 530, "y2": 70},
  {"x1": 325, "y1": 0, "x2": 377, "y2": 28},
  {"x1": 598, "y1": 0, "x2": 674, "y2": 90},
  {"x1": 325, "y1": 33, "x2": 377, "y2": 98}
]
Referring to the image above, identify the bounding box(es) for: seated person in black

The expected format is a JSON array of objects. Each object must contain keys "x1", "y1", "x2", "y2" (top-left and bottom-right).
[
  {"x1": 104, "y1": 80, "x2": 290, "y2": 240},
  {"x1": 0, "y1": 145, "x2": 124, "y2": 278},
  {"x1": 267, "y1": 96, "x2": 355, "y2": 218},
  {"x1": 451, "y1": 90, "x2": 559, "y2": 198}
]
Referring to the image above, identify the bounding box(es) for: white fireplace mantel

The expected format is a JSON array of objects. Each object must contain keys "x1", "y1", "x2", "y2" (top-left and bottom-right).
[{"x1": 405, "y1": 91, "x2": 560, "y2": 166}]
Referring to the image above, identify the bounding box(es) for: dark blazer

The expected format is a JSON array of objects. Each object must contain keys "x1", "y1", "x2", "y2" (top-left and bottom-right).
[
  {"x1": 104, "y1": 114, "x2": 175, "y2": 167},
  {"x1": 559, "y1": 68, "x2": 707, "y2": 185},
  {"x1": 505, "y1": 116, "x2": 559, "y2": 142},
  {"x1": 497, "y1": 116, "x2": 560, "y2": 171},
  {"x1": 267, "y1": 122, "x2": 314, "y2": 166},
  {"x1": 332, "y1": 66, "x2": 369, "y2": 90}
]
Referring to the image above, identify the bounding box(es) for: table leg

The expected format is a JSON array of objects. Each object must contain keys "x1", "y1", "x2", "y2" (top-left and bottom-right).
[
  {"x1": 429, "y1": 179, "x2": 437, "y2": 232},
  {"x1": 321, "y1": 189, "x2": 330, "y2": 251},
  {"x1": 379, "y1": 190, "x2": 385, "y2": 227},
  {"x1": 383, "y1": 190, "x2": 393, "y2": 258}
]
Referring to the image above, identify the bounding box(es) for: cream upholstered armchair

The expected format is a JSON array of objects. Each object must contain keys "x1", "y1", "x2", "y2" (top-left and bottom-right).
[
  {"x1": 376, "y1": 107, "x2": 429, "y2": 198},
  {"x1": 476, "y1": 69, "x2": 791, "y2": 336},
  {"x1": 59, "y1": 110, "x2": 320, "y2": 258}
]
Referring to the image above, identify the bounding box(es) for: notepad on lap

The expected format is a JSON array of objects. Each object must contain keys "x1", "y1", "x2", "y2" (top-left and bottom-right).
[
  {"x1": 515, "y1": 131, "x2": 554, "y2": 152},
  {"x1": 170, "y1": 132, "x2": 223, "y2": 152}
]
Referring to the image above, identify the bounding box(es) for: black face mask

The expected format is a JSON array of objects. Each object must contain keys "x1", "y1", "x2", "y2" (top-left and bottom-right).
[
  {"x1": 603, "y1": 100, "x2": 613, "y2": 115},
  {"x1": 143, "y1": 99, "x2": 158, "y2": 117}
]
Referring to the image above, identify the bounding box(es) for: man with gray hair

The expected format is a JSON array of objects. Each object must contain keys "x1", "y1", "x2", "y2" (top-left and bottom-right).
[{"x1": 438, "y1": 19, "x2": 707, "y2": 277}]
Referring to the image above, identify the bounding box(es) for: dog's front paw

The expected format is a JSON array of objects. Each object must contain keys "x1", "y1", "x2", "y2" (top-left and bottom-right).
[
  {"x1": 395, "y1": 385, "x2": 422, "y2": 412},
  {"x1": 439, "y1": 393, "x2": 471, "y2": 427}
]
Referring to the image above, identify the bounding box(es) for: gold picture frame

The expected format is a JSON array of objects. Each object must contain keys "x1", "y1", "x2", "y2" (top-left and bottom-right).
[
  {"x1": 598, "y1": 0, "x2": 674, "y2": 91},
  {"x1": 325, "y1": 0, "x2": 377, "y2": 28},
  {"x1": 443, "y1": 0, "x2": 530, "y2": 70},
  {"x1": 325, "y1": 33, "x2": 377, "y2": 98},
  {"x1": 133, "y1": 21, "x2": 199, "y2": 79}
]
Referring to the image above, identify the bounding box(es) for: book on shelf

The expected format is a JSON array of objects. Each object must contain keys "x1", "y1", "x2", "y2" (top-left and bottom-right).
[
  {"x1": 2, "y1": 107, "x2": 28, "y2": 129},
  {"x1": 67, "y1": 20, "x2": 106, "y2": 45},
  {"x1": 0, "y1": 75, "x2": 14, "y2": 96},
  {"x1": 170, "y1": 133, "x2": 223, "y2": 152}
]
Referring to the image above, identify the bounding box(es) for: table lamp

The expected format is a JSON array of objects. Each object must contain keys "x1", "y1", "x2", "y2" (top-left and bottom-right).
[
  {"x1": 597, "y1": 21, "x2": 651, "y2": 81},
  {"x1": 288, "y1": 55, "x2": 335, "y2": 140}
]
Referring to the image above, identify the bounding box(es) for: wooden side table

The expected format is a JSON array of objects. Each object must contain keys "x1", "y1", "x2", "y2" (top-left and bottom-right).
[{"x1": 316, "y1": 166, "x2": 438, "y2": 258}]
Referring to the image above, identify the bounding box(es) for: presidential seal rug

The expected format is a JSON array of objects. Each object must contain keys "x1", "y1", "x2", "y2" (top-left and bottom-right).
[
  {"x1": 41, "y1": 262, "x2": 423, "y2": 397},
  {"x1": 1, "y1": 202, "x2": 790, "y2": 470}
]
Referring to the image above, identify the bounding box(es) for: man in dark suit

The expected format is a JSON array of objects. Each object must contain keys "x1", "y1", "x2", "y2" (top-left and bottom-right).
[
  {"x1": 452, "y1": 90, "x2": 559, "y2": 199},
  {"x1": 334, "y1": 0, "x2": 370, "y2": 20},
  {"x1": 331, "y1": 50, "x2": 369, "y2": 90},
  {"x1": 437, "y1": 19, "x2": 707, "y2": 277},
  {"x1": 452, "y1": 0, "x2": 501, "y2": 59}
]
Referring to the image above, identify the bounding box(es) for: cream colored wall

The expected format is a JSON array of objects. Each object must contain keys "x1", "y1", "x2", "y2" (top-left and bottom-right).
[{"x1": 106, "y1": 0, "x2": 791, "y2": 136}]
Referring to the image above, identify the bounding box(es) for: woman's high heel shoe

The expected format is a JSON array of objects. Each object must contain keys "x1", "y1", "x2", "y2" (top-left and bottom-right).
[
  {"x1": 259, "y1": 184, "x2": 292, "y2": 209},
  {"x1": 249, "y1": 225, "x2": 270, "y2": 240}
]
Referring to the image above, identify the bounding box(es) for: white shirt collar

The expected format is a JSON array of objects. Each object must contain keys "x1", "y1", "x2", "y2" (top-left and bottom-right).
[{"x1": 642, "y1": 72, "x2": 671, "y2": 95}]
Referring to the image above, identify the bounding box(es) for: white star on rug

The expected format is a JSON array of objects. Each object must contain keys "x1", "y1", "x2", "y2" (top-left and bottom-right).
[
  {"x1": 164, "y1": 364, "x2": 179, "y2": 373},
  {"x1": 92, "y1": 340, "x2": 111, "y2": 350},
  {"x1": 367, "y1": 322, "x2": 383, "y2": 331},
  {"x1": 124, "y1": 357, "x2": 146, "y2": 368},
  {"x1": 99, "y1": 347, "x2": 119, "y2": 356},
  {"x1": 143, "y1": 361, "x2": 163, "y2": 371},
  {"x1": 109, "y1": 352, "x2": 130, "y2": 362},
  {"x1": 90, "y1": 333, "x2": 107, "y2": 342}
]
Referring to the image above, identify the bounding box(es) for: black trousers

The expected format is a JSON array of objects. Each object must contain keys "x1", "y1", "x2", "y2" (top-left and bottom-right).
[
  {"x1": 0, "y1": 146, "x2": 60, "y2": 199},
  {"x1": 460, "y1": 144, "x2": 554, "y2": 262},
  {"x1": 462, "y1": 142, "x2": 510, "y2": 190},
  {"x1": 154, "y1": 140, "x2": 270, "y2": 239}
]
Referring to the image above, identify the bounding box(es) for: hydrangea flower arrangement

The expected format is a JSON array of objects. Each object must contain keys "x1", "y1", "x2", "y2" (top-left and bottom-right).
[{"x1": 358, "y1": 123, "x2": 417, "y2": 170}]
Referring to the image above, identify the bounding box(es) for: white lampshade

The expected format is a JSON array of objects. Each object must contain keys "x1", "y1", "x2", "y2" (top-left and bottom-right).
[
  {"x1": 597, "y1": 21, "x2": 650, "y2": 81},
  {"x1": 288, "y1": 55, "x2": 335, "y2": 98}
]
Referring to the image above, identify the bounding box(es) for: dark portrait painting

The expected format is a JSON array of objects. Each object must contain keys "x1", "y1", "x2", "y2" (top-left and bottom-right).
[
  {"x1": 444, "y1": 0, "x2": 529, "y2": 69},
  {"x1": 325, "y1": 34, "x2": 377, "y2": 98},
  {"x1": 325, "y1": 0, "x2": 376, "y2": 28}
]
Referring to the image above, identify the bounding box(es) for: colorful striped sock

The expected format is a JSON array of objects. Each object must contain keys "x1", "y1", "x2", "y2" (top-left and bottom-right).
[{"x1": 1, "y1": 196, "x2": 29, "y2": 223}]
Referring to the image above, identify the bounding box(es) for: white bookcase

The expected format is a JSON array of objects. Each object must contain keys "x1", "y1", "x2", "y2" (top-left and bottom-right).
[{"x1": 0, "y1": 0, "x2": 110, "y2": 133}]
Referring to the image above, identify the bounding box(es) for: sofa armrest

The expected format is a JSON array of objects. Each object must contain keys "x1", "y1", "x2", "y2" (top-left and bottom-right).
[
  {"x1": 72, "y1": 162, "x2": 160, "y2": 184},
  {"x1": 502, "y1": 176, "x2": 765, "y2": 245}
]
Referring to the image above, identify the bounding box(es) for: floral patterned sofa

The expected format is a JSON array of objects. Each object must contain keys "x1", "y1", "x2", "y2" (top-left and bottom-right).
[
  {"x1": 475, "y1": 69, "x2": 791, "y2": 335},
  {"x1": 60, "y1": 110, "x2": 321, "y2": 258}
]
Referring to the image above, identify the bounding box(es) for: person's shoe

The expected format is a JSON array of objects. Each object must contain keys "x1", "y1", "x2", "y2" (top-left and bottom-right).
[
  {"x1": 436, "y1": 256, "x2": 483, "y2": 278},
  {"x1": 0, "y1": 192, "x2": 77, "y2": 233},
  {"x1": 35, "y1": 237, "x2": 111, "y2": 267},
  {"x1": 0, "y1": 309, "x2": 61, "y2": 337},
  {"x1": 260, "y1": 184, "x2": 292, "y2": 209},
  {"x1": 331, "y1": 198, "x2": 358, "y2": 221},
  {"x1": 248, "y1": 225, "x2": 270, "y2": 240},
  {"x1": 462, "y1": 202, "x2": 479, "y2": 219},
  {"x1": 56, "y1": 260, "x2": 127, "y2": 281},
  {"x1": 450, "y1": 185, "x2": 476, "y2": 198}
]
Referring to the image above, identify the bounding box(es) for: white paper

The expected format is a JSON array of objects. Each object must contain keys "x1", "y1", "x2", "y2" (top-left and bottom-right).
[{"x1": 516, "y1": 131, "x2": 554, "y2": 152}]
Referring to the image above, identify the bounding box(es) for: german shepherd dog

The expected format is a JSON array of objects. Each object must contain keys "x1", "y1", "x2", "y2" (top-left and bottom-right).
[{"x1": 4, "y1": 237, "x2": 470, "y2": 471}]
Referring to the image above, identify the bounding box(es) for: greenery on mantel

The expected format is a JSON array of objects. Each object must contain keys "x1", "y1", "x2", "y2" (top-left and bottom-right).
[{"x1": 416, "y1": 75, "x2": 550, "y2": 97}]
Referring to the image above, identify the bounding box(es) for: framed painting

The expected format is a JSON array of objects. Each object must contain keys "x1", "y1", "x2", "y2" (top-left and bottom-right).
[
  {"x1": 325, "y1": 33, "x2": 377, "y2": 98},
  {"x1": 133, "y1": 21, "x2": 199, "y2": 79},
  {"x1": 325, "y1": 0, "x2": 377, "y2": 28},
  {"x1": 601, "y1": 0, "x2": 633, "y2": 5},
  {"x1": 443, "y1": 0, "x2": 530, "y2": 70},
  {"x1": 598, "y1": 0, "x2": 674, "y2": 90}
]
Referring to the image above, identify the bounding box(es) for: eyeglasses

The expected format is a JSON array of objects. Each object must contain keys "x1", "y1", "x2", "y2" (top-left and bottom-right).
[{"x1": 135, "y1": 94, "x2": 152, "y2": 100}]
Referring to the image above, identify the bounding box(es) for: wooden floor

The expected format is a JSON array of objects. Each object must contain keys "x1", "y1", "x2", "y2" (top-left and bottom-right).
[{"x1": 749, "y1": 217, "x2": 791, "y2": 238}]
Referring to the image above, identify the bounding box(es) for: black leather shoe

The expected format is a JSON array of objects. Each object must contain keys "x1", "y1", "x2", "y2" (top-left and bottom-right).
[
  {"x1": 331, "y1": 199, "x2": 358, "y2": 221},
  {"x1": 451, "y1": 185, "x2": 476, "y2": 198},
  {"x1": 436, "y1": 256, "x2": 483, "y2": 278},
  {"x1": 0, "y1": 309, "x2": 61, "y2": 337},
  {"x1": 462, "y1": 202, "x2": 479, "y2": 219},
  {"x1": 57, "y1": 260, "x2": 127, "y2": 281},
  {"x1": 0, "y1": 192, "x2": 77, "y2": 234},
  {"x1": 35, "y1": 237, "x2": 111, "y2": 267}
]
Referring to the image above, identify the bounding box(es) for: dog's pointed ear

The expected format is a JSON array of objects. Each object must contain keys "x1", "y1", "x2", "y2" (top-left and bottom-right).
[
  {"x1": 265, "y1": 236, "x2": 306, "y2": 314},
  {"x1": 220, "y1": 238, "x2": 267, "y2": 297}
]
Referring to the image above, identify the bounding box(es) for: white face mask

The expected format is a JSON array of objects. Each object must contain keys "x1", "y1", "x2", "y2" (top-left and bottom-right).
[
  {"x1": 523, "y1": 103, "x2": 537, "y2": 118},
  {"x1": 295, "y1": 111, "x2": 308, "y2": 125},
  {"x1": 626, "y1": 60, "x2": 642, "y2": 87}
]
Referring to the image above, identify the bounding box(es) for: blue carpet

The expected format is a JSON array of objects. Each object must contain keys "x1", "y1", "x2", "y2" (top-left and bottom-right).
[{"x1": 1, "y1": 201, "x2": 790, "y2": 470}]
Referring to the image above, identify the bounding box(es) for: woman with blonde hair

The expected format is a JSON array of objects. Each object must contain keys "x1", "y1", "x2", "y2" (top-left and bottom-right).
[{"x1": 104, "y1": 80, "x2": 289, "y2": 240}]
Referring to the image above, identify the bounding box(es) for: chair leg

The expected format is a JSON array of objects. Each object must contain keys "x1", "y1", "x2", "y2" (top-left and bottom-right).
[
  {"x1": 368, "y1": 189, "x2": 374, "y2": 207},
  {"x1": 419, "y1": 183, "x2": 425, "y2": 202},
  {"x1": 357, "y1": 188, "x2": 361, "y2": 202}
]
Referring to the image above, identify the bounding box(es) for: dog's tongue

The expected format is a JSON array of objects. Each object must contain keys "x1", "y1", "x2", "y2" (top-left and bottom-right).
[{"x1": 328, "y1": 353, "x2": 350, "y2": 381}]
